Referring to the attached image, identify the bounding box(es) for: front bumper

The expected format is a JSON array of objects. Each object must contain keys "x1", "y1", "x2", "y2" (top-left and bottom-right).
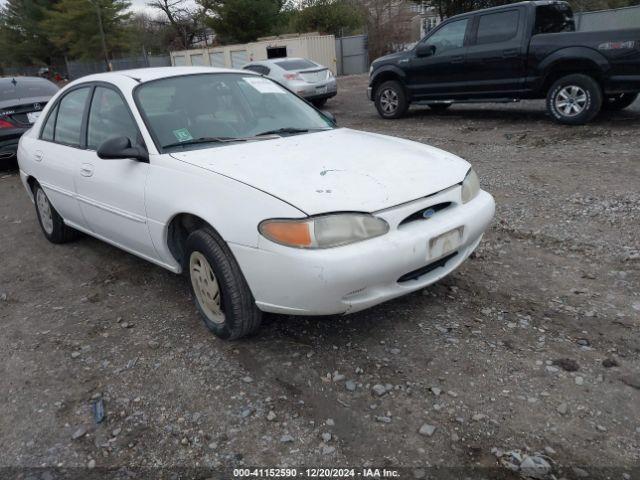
[
  {"x1": 367, "y1": 86, "x2": 373, "y2": 101},
  {"x1": 231, "y1": 187, "x2": 495, "y2": 316}
]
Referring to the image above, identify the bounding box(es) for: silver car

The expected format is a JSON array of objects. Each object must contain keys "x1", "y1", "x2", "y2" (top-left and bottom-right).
[{"x1": 243, "y1": 58, "x2": 337, "y2": 107}]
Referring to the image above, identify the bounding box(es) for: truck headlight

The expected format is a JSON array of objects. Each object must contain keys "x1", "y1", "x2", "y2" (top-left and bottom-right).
[
  {"x1": 461, "y1": 168, "x2": 480, "y2": 204},
  {"x1": 259, "y1": 213, "x2": 389, "y2": 249}
]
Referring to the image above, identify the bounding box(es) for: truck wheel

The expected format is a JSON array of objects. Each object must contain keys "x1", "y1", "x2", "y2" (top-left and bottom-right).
[
  {"x1": 375, "y1": 80, "x2": 409, "y2": 119},
  {"x1": 547, "y1": 74, "x2": 602, "y2": 125},
  {"x1": 185, "y1": 228, "x2": 262, "y2": 340},
  {"x1": 603, "y1": 93, "x2": 638, "y2": 111}
]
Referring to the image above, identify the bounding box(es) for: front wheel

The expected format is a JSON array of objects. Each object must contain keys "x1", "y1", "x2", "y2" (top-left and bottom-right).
[
  {"x1": 603, "y1": 92, "x2": 638, "y2": 111},
  {"x1": 185, "y1": 229, "x2": 262, "y2": 340},
  {"x1": 33, "y1": 183, "x2": 78, "y2": 244},
  {"x1": 374, "y1": 80, "x2": 409, "y2": 119},
  {"x1": 546, "y1": 74, "x2": 602, "y2": 125}
]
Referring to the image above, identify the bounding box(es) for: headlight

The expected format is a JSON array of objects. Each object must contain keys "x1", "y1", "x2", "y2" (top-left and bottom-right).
[
  {"x1": 461, "y1": 168, "x2": 480, "y2": 204},
  {"x1": 259, "y1": 213, "x2": 389, "y2": 249}
]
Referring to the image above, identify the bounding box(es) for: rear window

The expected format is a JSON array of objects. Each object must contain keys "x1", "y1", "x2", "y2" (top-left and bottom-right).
[
  {"x1": 0, "y1": 77, "x2": 59, "y2": 102},
  {"x1": 275, "y1": 59, "x2": 317, "y2": 71},
  {"x1": 534, "y1": 4, "x2": 575, "y2": 34},
  {"x1": 477, "y1": 10, "x2": 520, "y2": 44}
]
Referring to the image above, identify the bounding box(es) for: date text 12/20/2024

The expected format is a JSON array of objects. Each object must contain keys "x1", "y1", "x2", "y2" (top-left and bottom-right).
[{"x1": 233, "y1": 468, "x2": 401, "y2": 478}]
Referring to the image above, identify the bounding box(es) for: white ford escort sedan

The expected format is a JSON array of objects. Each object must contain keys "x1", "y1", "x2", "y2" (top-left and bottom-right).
[{"x1": 18, "y1": 67, "x2": 495, "y2": 339}]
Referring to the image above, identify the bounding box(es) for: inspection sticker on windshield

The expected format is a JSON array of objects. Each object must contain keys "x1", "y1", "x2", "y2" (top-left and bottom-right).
[
  {"x1": 173, "y1": 128, "x2": 193, "y2": 142},
  {"x1": 244, "y1": 77, "x2": 286, "y2": 94}
]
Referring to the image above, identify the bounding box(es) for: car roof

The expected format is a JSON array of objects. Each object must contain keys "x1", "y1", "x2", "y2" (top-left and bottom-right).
[{"x1": 71, "y1": 66, "x2": 258, "y2": 85}]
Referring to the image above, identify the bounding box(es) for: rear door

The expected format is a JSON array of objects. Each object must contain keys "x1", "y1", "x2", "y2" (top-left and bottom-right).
[
  {"x1": 30, "y1": 86, "x2": 92, "y2": 228},
  {"x1": 464, "y1": 7, "x2": 528, "y2": 96},
  {"x1": 405, "y1": 18, "x2": 472, "y2": 98}
]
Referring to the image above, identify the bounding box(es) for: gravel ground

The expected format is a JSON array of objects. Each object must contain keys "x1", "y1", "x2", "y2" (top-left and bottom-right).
[{"x1": 1, "y1": 74, "x2": 639, "y2": 479}]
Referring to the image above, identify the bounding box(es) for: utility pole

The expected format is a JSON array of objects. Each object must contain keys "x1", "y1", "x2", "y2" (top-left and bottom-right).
[{"x1": 88, "y1": 0, "x2": 110, "y2": 71}]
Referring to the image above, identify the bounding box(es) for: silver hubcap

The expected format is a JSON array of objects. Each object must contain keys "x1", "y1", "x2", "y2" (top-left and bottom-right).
[
  {"x1": 36, "y1": 188, "x2": 54, "y2": 235},
  {"x1": 555, "y1": 85, "x2": 588, "y2": 117},
  {"x1": 380, "y1": 88, "x2": 399, "y2": 114},
  {"x1": 189, "y1": 251, "x2": 225, "y2": 324}
]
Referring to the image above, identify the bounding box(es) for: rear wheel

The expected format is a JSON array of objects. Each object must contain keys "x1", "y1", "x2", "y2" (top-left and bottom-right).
[
  {"x1": 185, "y1": 228, "x2": 262, "y2": 340},
  {"x1": 603, "y1": 92, "x2": 638, "y2": 111},
  {"x1": 375, "y1": 80, "x2": 409, "y2": 119},
  {"x1": 33, "y1": 183, "x2": 78, "y2": 244},
  {"x1": 546, "y1": 74, "x2": 602, "y2": 125}
]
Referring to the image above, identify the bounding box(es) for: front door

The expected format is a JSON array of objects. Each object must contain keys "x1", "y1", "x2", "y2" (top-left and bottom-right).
[
  {"x1": 405, "y1": 18, "x2": 471, "y2": 99},
  {"x1": 73, "y1": 85, "x2": 159, "y2": 262}
]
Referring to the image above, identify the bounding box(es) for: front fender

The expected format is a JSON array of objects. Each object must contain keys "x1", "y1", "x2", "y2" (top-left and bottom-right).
[
  {"x1": 145, "y1": 155, "x2": 305, "y2": 270},
  {"x1": 370, "y1": 64, "x2": 407, "y2": 87}
]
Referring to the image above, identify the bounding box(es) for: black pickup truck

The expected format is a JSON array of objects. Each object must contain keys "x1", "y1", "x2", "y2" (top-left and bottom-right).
[{"x1": 368, "y1": 0, "x2": 640, "y2": 124}]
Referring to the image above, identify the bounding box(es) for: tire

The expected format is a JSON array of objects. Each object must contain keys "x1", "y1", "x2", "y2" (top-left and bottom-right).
[
  {"x1": 312, "y1": 98, "x2": 327, "y2": 108},
  {"x1": 428, "y1": 103, "x2": 452, "y2": 113},
  {"x1": 185, "y1": 228, "x2": 262, "y2": 340},
  {"x1": 603, "y1": 92, "x2": 638, "y2": 111},
  {"x1": 546, "y1": 74, "x2": 602, "y2": 125},
  {"x1": 374, "y1": 80, "x2": 409, "y2": 119},
  {"x1": 32, "y1": 183, "x2": 78, "y2": 244}
]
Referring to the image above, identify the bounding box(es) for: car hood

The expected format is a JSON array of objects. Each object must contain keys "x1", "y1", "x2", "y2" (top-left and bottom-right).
[{"x1": 169, "y1": 128, "x2": 470, "y2": 215}]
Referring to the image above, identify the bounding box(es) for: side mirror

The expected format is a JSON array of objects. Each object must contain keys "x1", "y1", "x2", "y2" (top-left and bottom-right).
[
  {"x1": 416, "y1": 44, "x2": 436, "y2": 57},
  {"x1": 321, "y1": 110, "x2": 337, "y2": 125},
  {"x1": 97, "y1": 136, "x2": 148, "y2": 163}
]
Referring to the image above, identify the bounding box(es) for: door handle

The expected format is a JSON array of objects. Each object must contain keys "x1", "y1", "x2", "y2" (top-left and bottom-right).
[
  {"x1": 502, "y1": 48, "x2": 519, "y2": 58},
  {"x1": 80, "y1": 164, "x2": 94, "y2": 177},
  {"x1": 451, "y1": 55, "x2": 465, "y2": 64},
  {"x1": 34, "y1": 150, "x2": 43, "y2": 162}
]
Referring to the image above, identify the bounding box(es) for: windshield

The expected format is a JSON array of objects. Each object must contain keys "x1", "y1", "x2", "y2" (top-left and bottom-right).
[
  {"x1": 135, "y1": 73, "x2": 334, "y2": 152},
  {"x1": 276, "y1": 59, "x2": 317, "y2": 70}
]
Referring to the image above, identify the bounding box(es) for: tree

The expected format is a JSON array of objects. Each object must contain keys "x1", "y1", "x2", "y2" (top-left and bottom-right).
[
  {"x1": 43, "y1": 0, "x2": 132, "y2": 61},
  {"x1": 147, "y1": 0, "x2": 206, "y2": 50},
  {"x1": 199, "y1": 0, "x2": 285, "y2": 44},
  {"x1": 290, "y1": 0, "x2": 364, "y2": 36},
  {"x1": 0, "y1": 0, "x2": 61, "y2": 67}
]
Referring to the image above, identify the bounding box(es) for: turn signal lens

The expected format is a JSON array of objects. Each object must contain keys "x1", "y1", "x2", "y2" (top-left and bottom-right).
[
  {"x1": 461, "y1": 168, "x2": 480, "y2": 204},
  {"x1": 260, "y1": 220, "x2": 312, "y2": 248},
  {"x1": 259, "y1": 214, "x2": 389, "y2": 249}
]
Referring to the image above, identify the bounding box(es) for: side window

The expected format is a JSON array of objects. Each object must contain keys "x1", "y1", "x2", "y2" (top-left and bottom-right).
[
  {"x1": 477, "y1": 10, "x2": 520, "y2": 44},
  {"x1": 425, "y1": 19, "x2": 469, "y2": 55},
  {"x1": 41, "y1": 103, "x2": 58, "y2": 141},
  {"x1": 87, "y1": 87, "x2": 139, "y2": 150},
  {"x1": 54, "y1": 88, "x2": 90, "y2": 147}
]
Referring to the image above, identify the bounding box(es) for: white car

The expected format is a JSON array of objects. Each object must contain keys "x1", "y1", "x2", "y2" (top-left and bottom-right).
[
  {"x1": 243, "y1": 58, "x2": 337, "y2": 107},
  {"x1": 17, "y1": 67, "x2": 495, "y2": 340}
]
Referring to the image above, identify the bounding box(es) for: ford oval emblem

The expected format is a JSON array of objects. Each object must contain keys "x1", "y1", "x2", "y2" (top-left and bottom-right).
[{"x1": 422, "y1": 208, "x2": 436, "y2": 219}]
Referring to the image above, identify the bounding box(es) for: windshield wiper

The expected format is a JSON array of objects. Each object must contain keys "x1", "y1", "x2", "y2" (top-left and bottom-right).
[
  {"x1": 162, "y1": 136, "x2": 241, "y2": 150},
  {"x1": 254, "y1": 127, "x2": 322, "y2": 137}
]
